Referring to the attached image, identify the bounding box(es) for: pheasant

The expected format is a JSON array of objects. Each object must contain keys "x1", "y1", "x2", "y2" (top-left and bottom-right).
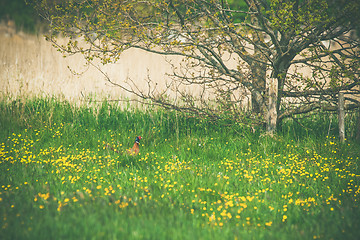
[
  {"x1": 126, "y1": 136, "x2": 142, "y2": 156},
  {"x1": 105, "y1": 136, "x2": 142, "y2": 156}
]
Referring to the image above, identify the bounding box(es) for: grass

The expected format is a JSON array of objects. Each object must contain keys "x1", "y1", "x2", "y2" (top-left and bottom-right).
[{"x1": 0, "y1": 97, "x2": 359, "y2": 240}]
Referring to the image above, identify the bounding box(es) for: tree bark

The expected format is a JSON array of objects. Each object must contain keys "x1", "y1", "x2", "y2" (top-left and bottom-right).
[
  {"x1": 251, "y1": 61, "x2": 266, "y2": 116},
  {"x1": 338, "y1": 92, "x2": 345, "y2": 142},
  {"x1": 267, "y1": 78, "x2": 278, "y2": 132}
]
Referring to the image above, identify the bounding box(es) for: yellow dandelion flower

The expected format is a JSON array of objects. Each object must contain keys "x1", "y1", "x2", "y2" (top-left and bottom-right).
[{"x1": 265, "y1": 221, "x2": 273, "y2": 227}]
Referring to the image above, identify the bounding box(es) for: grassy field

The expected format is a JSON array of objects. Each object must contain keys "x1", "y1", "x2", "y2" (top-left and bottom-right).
[{"x1": 0, "y1": 97, "x2": 359, "y2": 240}]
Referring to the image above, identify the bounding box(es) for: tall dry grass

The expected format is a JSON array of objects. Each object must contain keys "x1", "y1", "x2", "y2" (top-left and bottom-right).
[
  {"x1": 0, "y1": 23, "x2": 252, "y2": 110},
  {"x1": 0, "y1": 24, "x2": 187, "y2": 104}
]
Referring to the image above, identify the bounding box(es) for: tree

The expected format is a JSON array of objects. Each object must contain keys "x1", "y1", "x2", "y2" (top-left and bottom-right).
[{"x1": 33, "y1": 0, "x2": 360, "y2": 131}]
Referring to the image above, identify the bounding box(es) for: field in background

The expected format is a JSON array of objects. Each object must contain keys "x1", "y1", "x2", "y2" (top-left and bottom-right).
[
  {"x1": 0, "y1": 98, "x2": 359, "y2": 239},
  {"x1": 0, "y1": 26, "x2": 252, "y2": 109},
  {"x1": 0, "y1": 25, "x2": 189, "y2": 104}
]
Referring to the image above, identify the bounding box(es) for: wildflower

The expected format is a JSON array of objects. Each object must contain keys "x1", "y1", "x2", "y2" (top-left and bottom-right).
[{"x1": 265, "y1": 221, "x2": 273, "y2": 227}]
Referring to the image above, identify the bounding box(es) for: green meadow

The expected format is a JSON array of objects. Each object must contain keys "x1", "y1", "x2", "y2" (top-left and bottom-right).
[{"x1": 0, "y1": 97, "x2": 359, "y2": 239}]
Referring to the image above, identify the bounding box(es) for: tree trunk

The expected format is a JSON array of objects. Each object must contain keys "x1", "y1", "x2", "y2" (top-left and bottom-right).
[
  {"x1": 250, "y1": 61, "x2": 266, "y2": 116},
  {"x1": 338, "y1": 92, "x2": 345, "y2": 142},
  {"x1": 268, "y1": 61, "x2": 290, "y2": 133},
  {"x1": 267, "y1": 78, "x2": 278, "y2": 132}
]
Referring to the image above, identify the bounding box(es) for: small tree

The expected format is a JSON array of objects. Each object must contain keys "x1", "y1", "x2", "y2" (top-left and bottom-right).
[{"x1": 34, "y1": 0, "x2": 360, "y2": 131}]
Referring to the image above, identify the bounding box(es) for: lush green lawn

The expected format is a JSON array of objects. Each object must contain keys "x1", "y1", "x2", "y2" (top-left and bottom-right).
[{"x1": 0, "y1": 98, "x2": 359, "y2": 239}]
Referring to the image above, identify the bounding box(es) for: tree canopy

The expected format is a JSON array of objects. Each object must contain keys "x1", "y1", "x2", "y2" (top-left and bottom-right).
[{"x1": 33, "y1": 0, "x2": 360, "y2": 131}]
